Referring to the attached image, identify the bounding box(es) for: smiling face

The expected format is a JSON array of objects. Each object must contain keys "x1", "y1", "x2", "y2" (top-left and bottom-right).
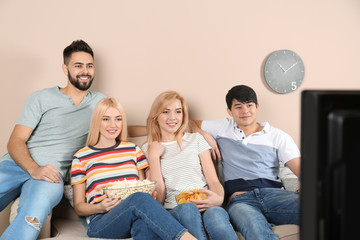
[
  {"x1": 157, "y1": 98, "x2": 183, "y2": 141},
  {"x1": 227, "y1": 99, "x2": 259, "y2": 129},
  {"x1": 64, "y1": 51, "x2": 95, "y2": 91},
  {"x1": 98, "y1": 107, "x2": 123, "y2": 146}
]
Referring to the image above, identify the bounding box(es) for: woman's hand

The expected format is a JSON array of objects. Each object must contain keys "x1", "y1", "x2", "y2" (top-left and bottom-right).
[
  {"x1": 152, "y1": 190, "x2": 158, "y2": 200},
  {"x1": 99, "y1": 198, "x2": 122, "y2": 213},
  {"x1": 190, "y1": 189, "x2": 223, "y2": 212}
]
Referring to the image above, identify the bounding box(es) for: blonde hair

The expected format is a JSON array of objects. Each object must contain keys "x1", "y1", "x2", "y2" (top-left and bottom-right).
[
  {"x1": 86, "y1": 97, "x2": 128, "y2": 146},
  {"x1": 146, "y1": 91, "x2": 189, "y2": 148}
]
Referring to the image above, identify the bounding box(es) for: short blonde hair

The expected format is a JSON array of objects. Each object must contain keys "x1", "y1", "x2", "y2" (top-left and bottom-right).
[
  {"x1": 146, "y1": 91, "x2": 189, "y2": 147},
  {"x1": 86, "y1": 97, "x2": 128, "y2": 146}
]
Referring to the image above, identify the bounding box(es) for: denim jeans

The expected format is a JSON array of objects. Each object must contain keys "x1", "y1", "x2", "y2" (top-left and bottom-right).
[
  {"x1": 0, "y1": 160, "x2": 64, "y2": 240},
  {"x1": 169, "y1": 203, "x2": 238, "y2": 240},
  {"x1": 226, "y1": 188, "x2": 299, "y2": 240},
  {"x1": 87, "y1": 192, "x2": 187, "y2": 240},
  {"x1": 203, "y1": 206, "x2": 238, "y2": 240}
]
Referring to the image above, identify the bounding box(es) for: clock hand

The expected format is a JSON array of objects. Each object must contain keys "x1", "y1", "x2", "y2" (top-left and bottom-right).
[
  {"x1": 284, "y1": 62, "x2": 298, "y2": 72},
  {"x1": 277, "y1": 63, "x2": 286, "y2": 72}
]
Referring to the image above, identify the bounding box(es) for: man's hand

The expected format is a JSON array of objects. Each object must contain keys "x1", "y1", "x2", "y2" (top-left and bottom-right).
[
  {"x1": 189, "y1": 120, "x2": 221, "y2": 162},
  {"x1": 7, "y1": 125, "x2": 63, "y2": 183},
  {"x1": 201, "y1": 131, "x2": 221, "y2": 162},
  {"x1": 28, "y1": 164, "x2": 62, "y2": 183}
]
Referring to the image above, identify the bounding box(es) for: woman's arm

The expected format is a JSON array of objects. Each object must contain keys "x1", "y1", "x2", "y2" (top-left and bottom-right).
[
  {"x1": 73, "y1": 182, "x2": 121, "y2": 216},
  {"x1": 191, "y1": 150, "x2": 224, "y2": 211},
  {"x1": 146, "y1": 141, "x2": 166, "y2": 205},
  {"x1": 138, "y1": 169, "x2": 146, "y2": 180}
]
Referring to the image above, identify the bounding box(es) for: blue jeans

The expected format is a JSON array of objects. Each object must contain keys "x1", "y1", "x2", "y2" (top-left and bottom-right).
[
  {"x1": 169, "y1": 203, "x2": 238, "y2": 240},
  {"x1": 87, "y1": 192, "x2": 187, "y2": 240},
  {"x1": 0, "y1": 160, "x2": 64, "y2": 240},
  {"x1": 226, "y1": 188, "x2": 299, "y2": 240}
]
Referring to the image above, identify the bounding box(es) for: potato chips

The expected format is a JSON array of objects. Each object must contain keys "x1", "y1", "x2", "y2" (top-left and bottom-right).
[{"x1": 176, "y1": 189, "x2": 208, "y2": 204}]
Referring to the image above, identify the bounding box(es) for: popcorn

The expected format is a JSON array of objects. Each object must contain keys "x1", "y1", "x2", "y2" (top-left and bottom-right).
[{"x1": 103, "y1": 179, "x2": 156, "y2": 199}]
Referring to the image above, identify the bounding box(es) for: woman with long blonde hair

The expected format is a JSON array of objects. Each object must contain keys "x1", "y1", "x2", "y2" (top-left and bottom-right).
[
  {"x1": 146, "y1": 91, "x2": 189, "y2": 148},
  {"x1": 86, "y1": 97, "x2": 128, "y2": 146},
  {"x1": 142, "y1": 91, "x2": 238, "y2": 240},
  {"x1": 71, "y1": 97, "x2": 196, "y2": 240}
]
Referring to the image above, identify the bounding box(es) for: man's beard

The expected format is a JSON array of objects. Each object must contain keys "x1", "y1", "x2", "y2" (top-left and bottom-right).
[{"x1": 68, "y1": 70, "x2": 94, "y2": 91}]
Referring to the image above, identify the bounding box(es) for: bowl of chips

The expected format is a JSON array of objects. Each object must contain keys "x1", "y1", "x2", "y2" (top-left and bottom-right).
[
  {"x1": 176, "y1": 189, "x2": 208, "y2": 205},
  {"x1": 103, "y1": 179, "x2": 156, "y2": 200}
]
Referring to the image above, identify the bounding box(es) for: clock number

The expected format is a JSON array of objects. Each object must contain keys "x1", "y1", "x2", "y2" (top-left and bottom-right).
[{"x1": 291, "y1": 82, "x2": 297, "y2": 91}]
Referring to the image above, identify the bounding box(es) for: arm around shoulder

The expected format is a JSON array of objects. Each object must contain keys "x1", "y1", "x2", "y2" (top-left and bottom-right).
[{"x1": 190, "y1": 120, "x2": 221, "y2": 161}]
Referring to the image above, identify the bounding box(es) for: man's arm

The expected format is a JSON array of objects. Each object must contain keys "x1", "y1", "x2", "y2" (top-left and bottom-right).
[
  {"x1": 285, "y1": 157, "x2": 301, "y2": 178},
  {"x1": 189, "y1": 120, "x2": 221, "y2": 161},
  {"x1": 7, "y1": 125, "x2": 61, "y2": 183}
]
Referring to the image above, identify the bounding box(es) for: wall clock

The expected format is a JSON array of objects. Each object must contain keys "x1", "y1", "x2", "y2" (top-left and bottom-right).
[{"x1": 264, "y1": 49, "x2": 305, "y2": 94}]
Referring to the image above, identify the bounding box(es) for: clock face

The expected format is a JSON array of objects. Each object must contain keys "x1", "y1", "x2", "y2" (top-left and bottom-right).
[{"x1": 264, "y1": 49, "x2": 305, "y2": 94}]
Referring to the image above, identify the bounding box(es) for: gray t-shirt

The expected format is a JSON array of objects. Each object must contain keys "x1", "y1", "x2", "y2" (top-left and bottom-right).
[{"x1": 0, "y1": 86, "x2": 105, "y2": 178}]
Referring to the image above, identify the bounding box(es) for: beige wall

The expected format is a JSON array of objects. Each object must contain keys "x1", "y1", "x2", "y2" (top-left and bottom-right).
[{"x1": 1, "y1": 0, "x2": 360, "y2": 233}]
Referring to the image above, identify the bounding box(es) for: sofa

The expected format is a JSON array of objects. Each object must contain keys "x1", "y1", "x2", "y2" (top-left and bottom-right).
[{"x1": 8, "y1": 136, "x2": 300, "y2": 240}]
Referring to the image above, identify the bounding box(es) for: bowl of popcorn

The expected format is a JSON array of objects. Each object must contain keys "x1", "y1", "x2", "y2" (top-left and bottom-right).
[
  {"x1": 103, "y1": 179, "x2": 156, "y2": 200},
  {"x1": 176, "y1": 189, "x2": 208, "y2": 205}
]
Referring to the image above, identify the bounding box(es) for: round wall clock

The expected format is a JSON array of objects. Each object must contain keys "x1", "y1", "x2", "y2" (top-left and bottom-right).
[{"x1": 264, "y1": 49, "x2": 305, "y2": 94}]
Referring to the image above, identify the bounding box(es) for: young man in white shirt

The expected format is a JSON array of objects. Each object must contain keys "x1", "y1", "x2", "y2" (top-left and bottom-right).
[{"x1": 191, "y1": 85, "x2": 300, "y2": 240}]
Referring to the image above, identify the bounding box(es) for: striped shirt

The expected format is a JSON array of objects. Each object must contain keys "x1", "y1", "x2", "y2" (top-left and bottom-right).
[
  {"x1": 71, "y1": 141, "x2": 148, "y2": 204},
  {"x1": 142, "y1": 132, "x2": 211, "y2": 209}
]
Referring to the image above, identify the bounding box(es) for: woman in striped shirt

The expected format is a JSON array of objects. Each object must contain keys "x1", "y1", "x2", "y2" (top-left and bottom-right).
[
  {"x1": 142, "y1": 91, "x2": 238, "y2": 240},
  {"x1": 71, "y1": 97, "x2": 196, "y2": 240}
]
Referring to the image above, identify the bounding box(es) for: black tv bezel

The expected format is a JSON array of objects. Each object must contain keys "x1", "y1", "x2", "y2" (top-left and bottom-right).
[{"x1": 300, "y1": 90, "x2": 360, "y2": 240}]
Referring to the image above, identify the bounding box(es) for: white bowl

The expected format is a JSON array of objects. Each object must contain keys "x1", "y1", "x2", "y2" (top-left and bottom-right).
[{"x1": 103, "y1": 180, "x2": 156, "y2": 200}]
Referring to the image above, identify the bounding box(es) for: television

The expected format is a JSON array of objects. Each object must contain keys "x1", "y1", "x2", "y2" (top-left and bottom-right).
[{"x1": 300, "y1": 90, "x2": 360, "y2": 240}]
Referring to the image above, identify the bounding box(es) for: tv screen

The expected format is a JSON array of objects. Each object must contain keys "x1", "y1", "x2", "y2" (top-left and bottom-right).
[{"x1": 300, "y1": 90, "x2": 360, "y2": 240}]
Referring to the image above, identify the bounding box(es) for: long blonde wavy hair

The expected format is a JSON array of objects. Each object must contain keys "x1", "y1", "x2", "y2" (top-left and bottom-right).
[
  {"x1": 146, "y1": 91, "x2": 189, "y2": 148},
  {"x1": 86, "y1": 97, "x2": 128, "y2": 146}
]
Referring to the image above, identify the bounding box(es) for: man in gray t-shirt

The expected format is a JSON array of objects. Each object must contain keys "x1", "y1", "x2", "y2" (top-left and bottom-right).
[{"x1": 0, "y1": 40, "x2": 105, "y2": 240}]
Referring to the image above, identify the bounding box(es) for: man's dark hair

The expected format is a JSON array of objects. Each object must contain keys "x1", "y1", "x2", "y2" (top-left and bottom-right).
[
  {"x1": 63, "y1": 40, "x2": 94, "y2": 65},
  {"x1": 225, "y1": 85, "x2": 258, "y2": 109}
]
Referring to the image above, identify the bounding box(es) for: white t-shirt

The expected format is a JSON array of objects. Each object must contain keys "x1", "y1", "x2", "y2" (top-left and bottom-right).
[{"x1": 142, "y1": 132, "x2": 211, "y2": 209}]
